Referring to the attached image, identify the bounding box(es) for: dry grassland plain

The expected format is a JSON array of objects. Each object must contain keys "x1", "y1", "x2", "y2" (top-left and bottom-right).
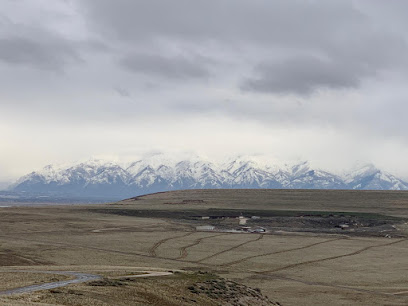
[{"x1": 0, "y1": 189, "x2": 407, "y2": 305}]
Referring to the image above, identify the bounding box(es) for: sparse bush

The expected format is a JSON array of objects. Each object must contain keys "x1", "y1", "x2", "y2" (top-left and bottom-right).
[{"x1": 87, "y1": 278, "x2": 124, "y2": 287}]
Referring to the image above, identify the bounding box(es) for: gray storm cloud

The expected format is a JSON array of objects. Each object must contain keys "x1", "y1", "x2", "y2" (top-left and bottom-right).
[
  {"x1": 79, "y1": 0, "x2": 408, "y2": 94},
  {"x1": 0, "y1": 36, "x2": 80, "y2": 70},
  {"x1": 241, "y1": 56, "x2": 360, "y2": 95},
  {"x1": 0, "y1": 19, "x2": 81, "y2": 70},
  {"x1": 119, "y1": 53, "x2": 211, "y2": 80},
  {"x1": 1, "y1": 0, "x2": 408, "y2": 181},
  {"x1": 80, "y1": 0, "x2": 363, "y2": 44}
]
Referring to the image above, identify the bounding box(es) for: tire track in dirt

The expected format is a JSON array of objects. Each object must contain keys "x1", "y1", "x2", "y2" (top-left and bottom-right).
[
  {"x1": 197, "y1": 234, "x2": 264, "y2": 263},
  {"x1": 176, "y1": 233, "x2": 231, "y2": 260},
  {"x1": 0, "y1": 234, "x2": 213, "y2": 266},
  {"x1": 148, "y1": 232, "x2": 195, "y2": 257},
  {"x1": 253, "y1": 274, "x2": 400, "y2": 297},
  {"x1": 221, "y1": 237, "x2": 343, "y2": 267},
  {"x1": 261, "y1": 238, "x2": 407, "y2": 274}
]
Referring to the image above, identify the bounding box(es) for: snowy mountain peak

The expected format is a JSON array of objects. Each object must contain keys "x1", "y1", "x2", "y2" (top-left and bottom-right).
[
  {"x1": 9, "y1": 156, "x2": 408, "y2": 199},
  {"x1": 291, "y1": 161, "x2": 312, "y2": 176}
]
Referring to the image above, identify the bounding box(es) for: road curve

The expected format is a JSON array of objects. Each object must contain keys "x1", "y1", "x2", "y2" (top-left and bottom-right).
[
  {"x1": 0, "y1": 270, "x2": 101, "y2": 296},
  {"x1": 0, "y1": 269, "x2": 175, "y2": 296}
]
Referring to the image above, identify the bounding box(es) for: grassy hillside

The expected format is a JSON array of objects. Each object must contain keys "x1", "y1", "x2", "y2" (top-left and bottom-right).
[{"x1": 116, "y1": 189, "x2": 408, "y2": 217}]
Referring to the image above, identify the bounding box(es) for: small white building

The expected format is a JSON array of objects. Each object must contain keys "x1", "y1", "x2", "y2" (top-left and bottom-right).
[
  {"x1": 252, "y1": 228, "x2": 266, "y2": 233},
  {"x1": 238, "y1": 216, "x2": 248, "y2": 225},
  {"x1": 196, "y1": 225, "x2": 215, "y2": 231},
  {"x1": 339, "y1": 224, "x2": 349, "y2": 230}
]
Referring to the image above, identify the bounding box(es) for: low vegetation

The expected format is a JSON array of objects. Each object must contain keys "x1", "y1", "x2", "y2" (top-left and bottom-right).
[{"x1": 0, "y1": 189, "x2": 407, "y2": 305}]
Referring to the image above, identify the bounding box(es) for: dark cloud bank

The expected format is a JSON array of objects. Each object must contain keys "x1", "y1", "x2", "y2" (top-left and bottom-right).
[{"x1": 79, "y1": 0, "x2": 408, "y2": 94}]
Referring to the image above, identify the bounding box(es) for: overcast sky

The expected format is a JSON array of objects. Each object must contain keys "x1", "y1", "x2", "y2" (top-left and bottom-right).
[{"x1": 1, "y1": 0, "x2": 408, "y2": 182}]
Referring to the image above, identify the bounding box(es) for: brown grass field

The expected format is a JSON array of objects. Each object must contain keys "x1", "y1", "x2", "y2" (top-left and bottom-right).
[{"x1": 0, "y1": 189, "x2": 408, "y2": 305}]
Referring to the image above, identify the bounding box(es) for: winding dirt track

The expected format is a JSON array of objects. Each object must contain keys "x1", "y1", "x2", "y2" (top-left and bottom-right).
[
  {"x1": 261, "y1": 238, "x2": 407, "y2": 274},
  {"x1": 1, "y1": 232, "x2": 407, "y2": 299},
  {"x1": 0, "y1": 234, "x2": 209, "y2": 265},
  {"x1": 221, "y1": 237, "x2": 343, "y2": 267},
  {"x1": 148, "y1": 232, "x2": 195, "y2": 257},
  {"x1": 197, "y1": 234, "x2": 264, "y2": 263},
  {"x1": 177, "y1": 233, "x2": 231, "y2": 259},
  {"x1": 255, "y1": 274, "x2": 396, "y2": 296},
  {"x1": 113, "y1": 271, "x2": 173, "y2": 279}
]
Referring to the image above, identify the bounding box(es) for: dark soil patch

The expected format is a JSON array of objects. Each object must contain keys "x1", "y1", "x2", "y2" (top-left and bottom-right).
[
  {"x1": 0, "y1": 250, "x2": 45, "y2": 266},
  {"x1": 87, "y1": 278, "x2": 125, "y2": 287},
  {"x1": 188, "y1": 278, "x2": 280, "y2": 306}
]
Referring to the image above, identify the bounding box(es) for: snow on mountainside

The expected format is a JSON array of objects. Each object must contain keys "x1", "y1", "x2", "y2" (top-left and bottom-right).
[
  {"x1": 9, "y1": 156, "x2": 408, "y2": 199},
  {"x1": 288, "y1": 161, "x2": 346, "y2": 189},
  {"x1": 344, "y1": 162, "x2": 408, "y2": 190}
]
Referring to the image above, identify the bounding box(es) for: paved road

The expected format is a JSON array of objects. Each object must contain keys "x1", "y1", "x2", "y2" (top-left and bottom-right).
[
  {"x1": 0, "y1": 270, "x2": 101, "y2": 296},
  {"x1": 0, "y1": 269, "x2": 174, "y2": 296}
]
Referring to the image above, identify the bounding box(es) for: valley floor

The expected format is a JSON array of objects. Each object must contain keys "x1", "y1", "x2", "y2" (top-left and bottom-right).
[{"x1": 0, "y1": 189, "x2": 408, "y2": 305}]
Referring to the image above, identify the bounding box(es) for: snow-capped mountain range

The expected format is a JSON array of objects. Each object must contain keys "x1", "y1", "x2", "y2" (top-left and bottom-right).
[{"x1": 8, "y1": 156, "x2": 408, "y2": 200}]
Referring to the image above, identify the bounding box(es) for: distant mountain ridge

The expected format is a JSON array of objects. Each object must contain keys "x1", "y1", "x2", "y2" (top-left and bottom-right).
[{"x1": 8, "y1": 156, "x2": 408, "y2": 200}]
